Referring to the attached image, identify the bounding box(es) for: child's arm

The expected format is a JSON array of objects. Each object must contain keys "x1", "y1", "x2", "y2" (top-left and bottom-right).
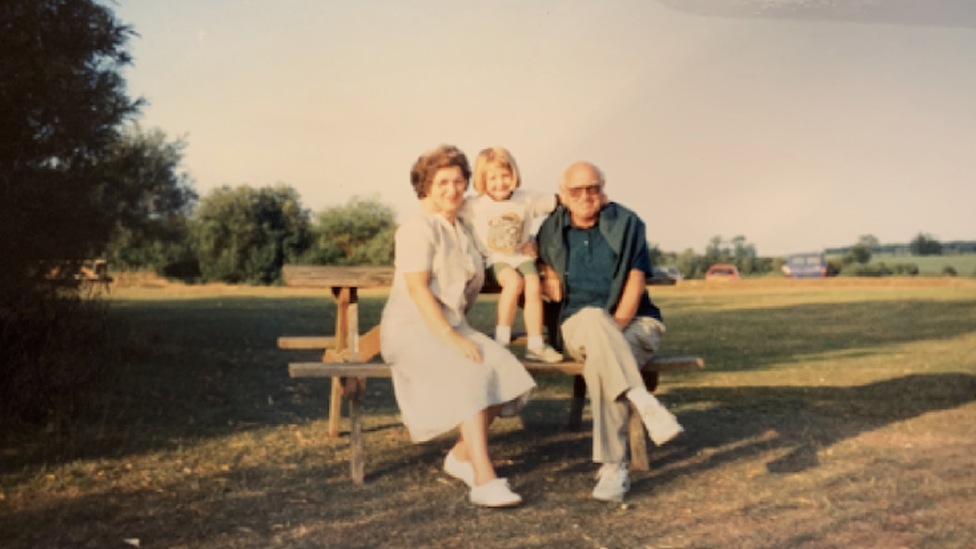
[
  {"x1": 458, "y1": 197, "x2": 491, "y2": 259},
  {"x1": 523, "y1": 189, "x2": 559, "y2": 218}
]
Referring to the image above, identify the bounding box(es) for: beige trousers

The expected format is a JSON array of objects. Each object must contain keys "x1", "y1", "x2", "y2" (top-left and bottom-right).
[{"x1": 560, "y1": 307, "x2": 665, "y2": 463}]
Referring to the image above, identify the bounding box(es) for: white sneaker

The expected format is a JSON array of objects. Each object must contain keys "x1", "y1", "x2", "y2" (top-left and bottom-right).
[
  {"x1": 469, "y1": 478, "x2": 522, "y2": 507},
  {"x1": 639, "y1": 399, "x2": 684, "y2": 446},
  {"x1": 443, "y1": 451, "x2": 475, "y2": 487},
  {"x1": 592, "y1": 462, "x2": 630, "y2": 502},
  {"x1": 525, "y1": 344, "x2": 563, "y2": 363}
]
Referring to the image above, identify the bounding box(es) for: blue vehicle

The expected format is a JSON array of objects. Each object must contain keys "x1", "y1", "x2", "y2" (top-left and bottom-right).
[{"x1": 783, "y1": 253, "x2": 827, "y2": 278}]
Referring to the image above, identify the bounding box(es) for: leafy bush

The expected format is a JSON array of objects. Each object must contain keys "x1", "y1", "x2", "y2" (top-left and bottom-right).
[
  {"x1": 841, "y1": 263, "x2": 892, "y2": 277},
  {"x1": 300, "y1": 196, "x2": 397, "y2": 267},
  {"x1": 943, "y1": 265, "x2": 958, "y2": 277},
  {"x1": 890, "y1": 263, "x2": 920, "y2": 276},
  {"x1": 192, "y1": 185, "x2": 311, "y2": 284}
]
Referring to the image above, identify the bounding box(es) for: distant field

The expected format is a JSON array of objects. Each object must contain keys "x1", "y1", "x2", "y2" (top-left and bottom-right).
[{"x1": 826, "y1": 253, "x2": 976, "y2": 276}]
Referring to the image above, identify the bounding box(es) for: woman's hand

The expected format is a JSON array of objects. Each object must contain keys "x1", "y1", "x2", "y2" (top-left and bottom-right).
[{"x1": 444, "y1": 329, "x2": 483, "y2": 363}]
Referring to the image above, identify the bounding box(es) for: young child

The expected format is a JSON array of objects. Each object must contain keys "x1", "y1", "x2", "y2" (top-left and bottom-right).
[{"x1": 460, "y1": 147, "x2": 563, "y2": 363}]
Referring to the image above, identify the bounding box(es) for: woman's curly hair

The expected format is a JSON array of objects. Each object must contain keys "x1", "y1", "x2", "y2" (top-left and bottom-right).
[{"x1": 410, "y1": 145, "x2": 471, "y2": 199}]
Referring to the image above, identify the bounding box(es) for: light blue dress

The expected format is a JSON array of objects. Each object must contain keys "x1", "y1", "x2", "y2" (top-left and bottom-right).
[{"x1": 380, "y1": 211, "x2": 536, "y2": 442}]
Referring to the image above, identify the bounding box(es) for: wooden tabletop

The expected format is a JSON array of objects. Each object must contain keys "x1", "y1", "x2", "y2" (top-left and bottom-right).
[{"x1": 282, "y1": 266, "x2": 395, "y2": 288}]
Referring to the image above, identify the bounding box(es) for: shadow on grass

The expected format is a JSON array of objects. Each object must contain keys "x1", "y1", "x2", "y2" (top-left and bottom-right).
[
  {"x1": 3, "y1": 360, "x2": 974, "y2": 549},
  {"x1": 482, "y1": 372, "x2": 976, "y2": 509},
  {"x1": 365, "y1": 372, "x2": 976, "y2": 486},
  {"x1": 3, "y1": 295, "x2": 974, "y2": 480}
]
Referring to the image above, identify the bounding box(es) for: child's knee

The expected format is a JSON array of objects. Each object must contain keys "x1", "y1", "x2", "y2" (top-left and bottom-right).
[{"x1": 499, "y1": 271, "x2": 525, "y2": 292}]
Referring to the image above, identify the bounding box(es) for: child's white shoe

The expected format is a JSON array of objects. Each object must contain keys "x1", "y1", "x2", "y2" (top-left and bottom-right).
[{"x1": 526, "y1": 344, "x2": 563, "y2": 363}]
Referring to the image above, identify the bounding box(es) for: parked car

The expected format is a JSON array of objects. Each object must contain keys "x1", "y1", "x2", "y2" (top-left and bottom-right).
[
  {"x1": 648, "y1": 266, "x2": 679, "y2": 286},
  {"x1": 705, "y1": 264, "x2": 740, "y2": 280},
  {"x1": 782, "y1": 253, "x2": 827, "y2": 278},
  {"x1": 652, "y1": 266, "x2": 683, "y2": 281},
  {"x1": 658, "y1": 267, "x2": 685, "y2": 280}
]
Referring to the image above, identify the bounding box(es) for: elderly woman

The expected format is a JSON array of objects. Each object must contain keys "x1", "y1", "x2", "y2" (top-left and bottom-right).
[{"x1": 380, "y1": 144, "x2": 536, "y2": 507}]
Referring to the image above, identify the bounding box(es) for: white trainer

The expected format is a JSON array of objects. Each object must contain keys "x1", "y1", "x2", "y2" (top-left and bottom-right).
[
  {"x1": 592, "y1": 462, "x2": 630, "y2": 502},
  {"x1": 469, "y1": 478, "x2": 522, "y2": 507},
  {"x1": 443, "y1": 451, "x2": 475, "y2": 487},
  {"x1": 639, "y1": 398, "x2": 684, "y2": 446},
  {"x1": 525, "y1": 344, "x2": 563, "y2": 363}
]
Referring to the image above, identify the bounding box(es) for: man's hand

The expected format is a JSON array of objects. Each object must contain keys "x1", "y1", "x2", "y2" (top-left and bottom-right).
[{"x1": 539, "y1": 263, "x2": 562, "y2": 302}]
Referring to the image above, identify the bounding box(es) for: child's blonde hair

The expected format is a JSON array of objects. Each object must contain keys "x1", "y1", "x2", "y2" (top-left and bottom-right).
[{"x1": 472, "y1": 146, "x2": 521, "y2": 196}]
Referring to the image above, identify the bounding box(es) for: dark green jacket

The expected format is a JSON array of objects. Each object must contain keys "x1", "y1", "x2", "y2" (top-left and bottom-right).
[{"x1": 537, "y1": 202, "x2": 661, "y2": 340}]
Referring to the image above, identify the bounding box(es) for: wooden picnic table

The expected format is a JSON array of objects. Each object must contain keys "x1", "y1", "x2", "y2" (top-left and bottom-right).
[{"x1": 279, "y1": 265, "x2": 703, "y2": 484}]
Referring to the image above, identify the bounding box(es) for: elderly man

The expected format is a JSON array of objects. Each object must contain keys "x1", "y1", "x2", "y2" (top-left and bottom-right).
[{"x1": 536, "y1": 161, "x2": 683, "y2": 502}]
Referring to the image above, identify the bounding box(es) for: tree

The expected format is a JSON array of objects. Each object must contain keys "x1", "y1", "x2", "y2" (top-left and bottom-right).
[
  {"x1": 730, "y1": 235, "x2": 758, "y2": 275},
  {"x1": 909, "y1": 233, "x2": 942, "y2": 256},
  {"x1": 1, "y1": 0, "x2": 142, "y2": 286},
  {"x1": 845, "y1": 243, "x2": 872, "y2": 265},
  {"x1": 100, "y1": 126, "x2": 197, "y2": 271},
  {"x1": 647, "y1": 243, "x2": 665, "y2": 273},
  {"x1": 302, "y1": 196, "x2": 397, "y2": 266},
  {"x1": 703, "y1": 235, "x2": 730, "y2": 268},
  {"x1": 858, "y1": 234, "x2": 880, "y2": 249},
  {"x1": 192, "y1": 185, "x2": 311, "y2": 284},
  {"x1": 674, "y1": 248, "x2": 704, "y2": 279}
]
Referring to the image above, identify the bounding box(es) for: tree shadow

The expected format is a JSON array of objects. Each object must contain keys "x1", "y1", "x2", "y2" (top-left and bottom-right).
[
  {"x1": 3, "y1": 328, "x2": 974, "y2": 549},
  {"x1": 479, "y1": 372, "x2": 976, "y2": 505},
  {"x1": 4, "y1": 294, "x2": 974, "y2": 479},
  {"x1": 655, "y1": 0, "x2": 976, "y2": 29}
]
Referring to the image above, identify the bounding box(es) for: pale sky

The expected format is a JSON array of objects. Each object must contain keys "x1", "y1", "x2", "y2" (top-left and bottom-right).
[{"x1": 114, "y1": 0, "x2": 976, "y2": 256}]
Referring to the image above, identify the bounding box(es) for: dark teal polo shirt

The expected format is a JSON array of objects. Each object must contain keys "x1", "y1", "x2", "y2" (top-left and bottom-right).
[{"x1": 563, "y1": 223, "x2": 614, "y2": 320}]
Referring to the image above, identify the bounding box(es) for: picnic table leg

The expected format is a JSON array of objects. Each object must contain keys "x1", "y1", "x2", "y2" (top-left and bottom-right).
[
  {"x1": 333, "y1": 286, "x2": 367, "y2": 483},
  {"x1": 627, "y1": 370, "x2": 661, "y2": 471},
  {"x1": 326, "y1": 287, "x2": 352, "y2": 438},
  {"x1": 568, "y1": 375, "x2": 586, "y2": 430},
  {"x1": 345, "y1": 287, "x2": 366, "y2": 483},
  {"x1": 345, "y1": 376, "x2": 366, "y2": 484},
  {"x1": 628, "y1": 404, "x2": 650, "y2": 471}
]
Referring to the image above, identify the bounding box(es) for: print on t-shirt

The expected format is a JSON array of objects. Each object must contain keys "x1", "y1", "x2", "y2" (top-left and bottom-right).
[{"x1": 486, "y1": 212, "x2": 522, "y2": 255}]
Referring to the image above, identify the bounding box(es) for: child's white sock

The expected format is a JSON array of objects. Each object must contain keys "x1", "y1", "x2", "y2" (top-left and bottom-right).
[
  {"x1": 495, "y1": 325, "x2": 511, "y2": 345},
  {"x1": 527, "y1": 335, "x2": 544, "y2": 350}
]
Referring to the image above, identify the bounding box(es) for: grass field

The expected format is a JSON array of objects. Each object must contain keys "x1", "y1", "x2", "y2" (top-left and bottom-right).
[
  {"x1": 827, "y1": 253, "x2": 976, "y2": 277},
  {"x1": 871, "y1": 253, "x2": 976, "y2": 276},
  {"x1": 2, "y1": 278, "x2": 975, "y2": 548}
]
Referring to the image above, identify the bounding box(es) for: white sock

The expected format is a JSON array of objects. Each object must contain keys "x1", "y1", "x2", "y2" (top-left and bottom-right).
[
  {"x1": 626, "y1": 387, "x2": 658, "y2": 409},
  {"x1": 495, "y1": 325, "x2": 511, "y2": 345},
  {"x1": 599, "y1": 462, "x2": 624, "y2": 475},
  {"x1": 527, "y1": 335, "x2": 544, "y2": 350}
]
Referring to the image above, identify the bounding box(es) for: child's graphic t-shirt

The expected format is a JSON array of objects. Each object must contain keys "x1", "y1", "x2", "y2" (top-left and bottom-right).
[{"x1": 459, "y1": 189, "x2": 557, "y2": 268}]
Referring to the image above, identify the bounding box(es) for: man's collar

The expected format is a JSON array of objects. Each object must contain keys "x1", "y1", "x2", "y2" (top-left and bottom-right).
[{"x1": 560, "y1": 204, "x2": 607, "y2": 230}]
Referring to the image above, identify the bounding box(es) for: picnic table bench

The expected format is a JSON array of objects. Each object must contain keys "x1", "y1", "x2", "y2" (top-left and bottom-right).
[
  {"x1": 45, "y1": 259, "x2": 114, "y2": 292},
  {"x1": 279, "y1": 265, "x2": 704, "y2": 484}
]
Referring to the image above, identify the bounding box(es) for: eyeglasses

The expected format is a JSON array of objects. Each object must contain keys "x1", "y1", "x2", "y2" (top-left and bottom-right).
[{"x1": 568, "y1": 184, "x2": 602, "y2": 199}]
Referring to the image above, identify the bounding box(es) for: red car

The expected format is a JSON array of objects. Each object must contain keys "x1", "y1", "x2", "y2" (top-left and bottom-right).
[{"x1": 705, "y1": 264, "x2": 740, "y2": 280}]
